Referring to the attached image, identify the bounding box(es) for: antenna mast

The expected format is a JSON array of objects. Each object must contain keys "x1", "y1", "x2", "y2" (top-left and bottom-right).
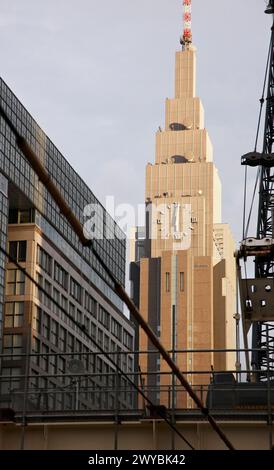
[{"x1": 180, "y1": 0, "x2": 192, "y2": 49}]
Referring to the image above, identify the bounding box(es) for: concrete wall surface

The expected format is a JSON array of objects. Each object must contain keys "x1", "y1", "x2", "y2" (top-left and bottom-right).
[{"x1": 0, "y1": 420, "x2": 272, "y2": 451}]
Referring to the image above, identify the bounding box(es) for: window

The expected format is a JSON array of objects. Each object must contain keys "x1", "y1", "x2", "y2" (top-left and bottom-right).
[
  {"x1": 61, "y1": 295, "x2": 68, "y2": 311},
  {"x1": 8, "y1": 209, "x2": 18, "y2": 224},
  {"x1": 49, "y1": 355, "x2": 57, "y2": 375},
  {"x1": 32, "y1": 337, "x2": 40, "y2": 365},
  {"x1": 52, "y1": 320, "x2": 58, "y2": 346},
  {"x1": 66, "y1": 302, "x2": 73, "y2": 327},
  {"x1": 6, "y1": 269, "x2": 25, "y2": 295},
  {"x1": 98, "y1": 329, "x2": 103, "y2": 347},
  {"x1": 70, "y1": 277, "x2": 82, "y2": 304},
  {"x1": 54, "y1": 262, "x2": 68, "y2": 290},
  {"x1": 67, "y1": 332, "x2": 74, "y2": 353},
  {"x1": 37, "y1": 245, "x2": 52, "y2": 275},
  {"x1": 84, "y1": 292, "x2": 96, "y2": 317},
  {"x1": 58, "y1": 356, "x2": 65, "y2": 375},
  {"x1": 41, "y1": 344, "x2": 49, "y2": 372},
  {"x1": 44, "y1": 280, "x2": 52, "y2": 309},
  {"x1": 19, "y1": 209, "x2": 34, "y2": 224},
  {"x1": 116, "y1": 346, "x2": 121, "y2": 366},
  {"x1": 29, "y1": 370, "x2": 39, "y2": 392},
  {"x1": 122, "y1": 353, "x2": 127, "y2": 371},
  {"x1": 84, "y1": 315, "x2": 90, "y2": 333},
  {"x1": 75, "y1": 339, "x2": 82, "y2": 359},
  {"x1": 104, "y1": 335, "x2": 109, "y2": 352},
  {"x1": 98, "y1": 306, "x2": 110, "y2": 329},
  {"x1": 111, "y1": 318, "x2": 122, "y2": 341},
  {"x1": 165, "y1": 272, "x2": 170, "y2": 292},
  {"x1": 3, "y1": 334, "x2": 23, "y2": 358},
  {"x1": 97, "y1": 357, "x2": 103, "y2": 373},
  {"x1": 1, "y1": 367, "x2": 21, "y2": 394},
  {"x1": 53, "y1": 288, "x2": 60, "y2": 314},
  {"x1": 33, "y1": 337, "x2": 40, "y2": 353},
  {"x1": 180, "y1": 272, "x2": 184, "y2": 292},
  {"x1": 77, "y1": 309, "x2": 83, "y2": 326},
  {"x1": 8, "y1": 208, "x2": 34, "y2": 224},
  {"x1": 39, "y1": 377, "x2": 48, "y2": 393},
  {"x1": 109, "y1": 370, "x2": 115, "y2": 390},
  {"x1": 82, "y1": 345, "x2": 89, "y2": 370},
  {"x1": 33, "y1": 306, "x2": 41, "y2": 333},
  {"x1": 59, "y1": 326, "x2": 66, "y2": 352},
  {"x1": 88, "y1": 352, "x2": 95, "y2": 372},
  {"x1": 48, "y1": 383, "x2": 55, "y2": 411},
  {"x1": 42, "y1": 313, "x2": 50, "y2": 340},
  {"x1": 9, "y1": 241, "x2": 27, "y2": 262},
  {"x1": 36, "y1": 272, "x2": 43, "y2": 302},
  {"x1": 90, "y1": 321, "x2": 96, "y2": 339},
  {"x1": 123, "y1": 330, "x2": 133, "y2": 350},
  {"x1": 4, "y1": 302, "x2": 24, "y2": 327},
  {"x1": 69, "y1": 302, "x2": 75, "y2": 319},
  {"x1": 128, "y1": 356, "x2": 133, "y2": 373}
]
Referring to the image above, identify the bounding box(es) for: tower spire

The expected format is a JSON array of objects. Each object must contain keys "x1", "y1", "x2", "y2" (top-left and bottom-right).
[{"x1": 180, "y1": 0, "x2": 192, "y2": 49}]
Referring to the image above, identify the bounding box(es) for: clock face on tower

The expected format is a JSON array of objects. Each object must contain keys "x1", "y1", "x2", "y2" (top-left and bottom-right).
[
  {"x1": 158, "y1": 202, "x2": 192, "y2": 250},
  {"x1": 171, "y1": 202, "x2": 192, "y2": 250}
]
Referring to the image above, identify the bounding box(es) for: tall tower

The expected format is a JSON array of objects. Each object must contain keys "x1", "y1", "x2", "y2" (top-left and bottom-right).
[{"x1": 130, "y1": 2, "x2": 236, "y2": 408}]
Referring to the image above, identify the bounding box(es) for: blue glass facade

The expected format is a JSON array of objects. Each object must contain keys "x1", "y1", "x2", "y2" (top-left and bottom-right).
[
  {"x1": 0, "y1": 78, "x2": 135, "y2": 413},
  {"x1": 0, "y1": 77, "x2": 126, "y2": 295}
]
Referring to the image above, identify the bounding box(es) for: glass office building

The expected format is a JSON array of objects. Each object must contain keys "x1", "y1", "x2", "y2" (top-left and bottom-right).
[{"x1": 0, "y1": 78, "x2": 135, "y2": 412}]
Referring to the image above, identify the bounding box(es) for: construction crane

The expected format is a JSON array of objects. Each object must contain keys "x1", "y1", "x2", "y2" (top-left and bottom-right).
[{"x1": 238, "y1": 1, "x2": 274, "y2": 381}]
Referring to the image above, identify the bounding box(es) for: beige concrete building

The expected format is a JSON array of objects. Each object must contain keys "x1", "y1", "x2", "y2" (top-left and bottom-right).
[
  {"x1": 130, "y1": 46, "x2": 236, "y2": 408},
  {"x1": 2, "y1": 221, "x2": 134, "y2": 413}
]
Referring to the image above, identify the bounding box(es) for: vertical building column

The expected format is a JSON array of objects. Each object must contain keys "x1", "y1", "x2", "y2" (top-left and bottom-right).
[{"x1": 0, "y1": 174, "x2": 8, "y2": 356}]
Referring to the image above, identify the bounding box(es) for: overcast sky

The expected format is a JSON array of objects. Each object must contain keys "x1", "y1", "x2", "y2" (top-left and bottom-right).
[{"x1": 0, "y1": 0, "x2": 271, "y2": 249}]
